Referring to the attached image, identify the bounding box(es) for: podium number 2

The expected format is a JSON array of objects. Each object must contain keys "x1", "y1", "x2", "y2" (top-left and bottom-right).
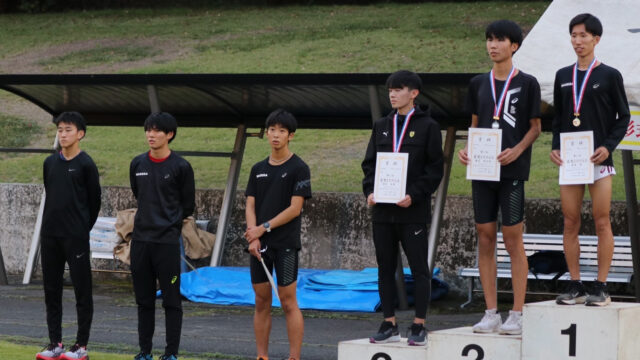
[
  {"x1": 561, "y1": 323, "x2": 577, "y2": 356},
  {"x1": 462, "y1": 344, "x2": 484, "y2": 360},
  {"x1": 370, "y1": 353, "x2": 391, "y2": 360}
]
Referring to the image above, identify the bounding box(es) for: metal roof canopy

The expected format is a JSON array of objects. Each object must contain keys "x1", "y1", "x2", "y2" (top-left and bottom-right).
[
  {"x1": 0, "y1": 73, "x2": 484, "y2": 129},
  {"x1": 0, "y1": 73, "x2": 552, "y2": 285}
]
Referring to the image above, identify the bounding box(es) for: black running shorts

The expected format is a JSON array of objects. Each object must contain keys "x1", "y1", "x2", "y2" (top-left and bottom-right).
[
  {"x1": 472, "y1": 179, "x2": 525, "y2": 226},
  {"x1": 249, "y1": 247, "x2": 299, "y2": 287}
]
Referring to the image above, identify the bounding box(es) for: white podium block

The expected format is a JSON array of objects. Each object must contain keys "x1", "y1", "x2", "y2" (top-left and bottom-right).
[
  {"x1": 426, "y1": 326, "x2": 521, "y2": 360},
  {"x1": 522, "y1": 300, "x2": 640, "y2": 360},
  {"x1": 338, "y1": 338, "x2": 427, "y2": 360}
]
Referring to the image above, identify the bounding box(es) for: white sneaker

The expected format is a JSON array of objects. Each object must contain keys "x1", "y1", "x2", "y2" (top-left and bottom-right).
[
  {"x1": 499, "y1": 310, "x2": 522, "y2": 335},
  {"x1": 61, "y1": 344, "x2": 88, "y2": 360},
  {"x1": 472, "y1": 309, "x2": 502, "y2": 333},
  {"x1": 36, "y1": 343, "x2": 64, "y2": 360}
]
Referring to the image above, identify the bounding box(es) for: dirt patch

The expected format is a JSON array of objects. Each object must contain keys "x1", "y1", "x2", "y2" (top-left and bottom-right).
[{"x1": 0, "y1": 37, "x2": 192, "y2": 74}]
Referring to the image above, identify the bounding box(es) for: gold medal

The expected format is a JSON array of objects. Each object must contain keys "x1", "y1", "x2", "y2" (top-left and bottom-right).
[{"x1": 573, "y1": 117, "x2": 581, "y2": 127}]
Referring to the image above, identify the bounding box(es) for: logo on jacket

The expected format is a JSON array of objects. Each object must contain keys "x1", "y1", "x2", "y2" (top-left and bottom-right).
[
  {"x1": 164, "y1": 174, "x2": 170, "y2": 179},
  {"x1": 68, "y1": 168, "x2": 77, "y2": 172},
  {"x1": 256, "y1": 173, "x2": 268, "y2": 178},
  {"x1": 409, "y1": 131, "x2": 415, "y2": 138},
  {"x1": 282, "y1": 172, "x2": 288, "y2": 178},
  {"x1": 593, "y1": 83, "x2": 600, "y2": 89},
  {"x1": 136, "y1": 172, "x2": 149, "y2": 176},
  {"x1": 382, "y1": 131, "x2": 388, "y2": 137}
]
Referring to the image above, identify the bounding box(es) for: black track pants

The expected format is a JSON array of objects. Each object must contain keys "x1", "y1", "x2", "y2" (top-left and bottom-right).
[
  {"x1": 40, "y1": 236, "x2": 93, "y2": 346},
  {"x1": 130, "y1": 240, "x2": 182, "y2": 356},
  {"x1": 372, "y1": 222, "x2": 431, "y2": 319}
]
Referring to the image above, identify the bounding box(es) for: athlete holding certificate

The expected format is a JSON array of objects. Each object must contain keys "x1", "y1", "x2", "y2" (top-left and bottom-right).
[
  {"x1": 362, "y1": 70, "x2": 443, "y2": 346},
  {"x1": 458, "y1": 20, "x2": 541, "y2": 335},
  {"x1": 550, "y1": 14, "x2": 630, "y2": 307}
]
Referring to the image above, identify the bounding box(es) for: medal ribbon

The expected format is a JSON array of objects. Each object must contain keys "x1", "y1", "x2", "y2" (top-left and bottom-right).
[
  {"x1": 392, "y1": 107, "x2": 415, "y2": 153},
  {"x1": 490, "y1": 66, "x2": 517, "y2": 121},
  {"x1": 572, "y1": 57, "x2": 598, "y2": 117}
]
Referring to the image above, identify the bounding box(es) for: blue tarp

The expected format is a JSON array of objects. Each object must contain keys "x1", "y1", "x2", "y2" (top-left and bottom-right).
[{"x1": 179, "y1": 266, "x2": 448, "y2": 312}]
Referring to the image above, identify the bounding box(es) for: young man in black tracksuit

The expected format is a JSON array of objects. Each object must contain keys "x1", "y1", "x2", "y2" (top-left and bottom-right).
[
  {"x1": 362, "y1": 70, "x2": 444, "y2": 346},
  {"x1": 37, "y1": 112, "x2": 101, "y2": 360},
  {"x1": 550, "y1": 14, "x2": 630, "y2": 307},
  {"x1": 129, "y1": 112, "x2": 195, "y2": 360}
]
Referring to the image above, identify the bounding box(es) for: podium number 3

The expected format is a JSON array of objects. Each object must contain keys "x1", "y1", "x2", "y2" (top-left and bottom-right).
[
  {"x1": 561, "y1": 323, "x2": 577, "y2": 356},
  {"x1": 462, "y1": 344, "x2": 484, "y2": 360}
]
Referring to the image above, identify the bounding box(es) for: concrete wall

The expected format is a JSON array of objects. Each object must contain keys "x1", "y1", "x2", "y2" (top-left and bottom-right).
[{"x1": 0, "y1": 183, "x2": 633, "y2": 291}]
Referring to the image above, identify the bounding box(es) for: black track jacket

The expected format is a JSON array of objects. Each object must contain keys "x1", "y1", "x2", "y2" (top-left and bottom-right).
[
  {"x1": 362, "y1": 105, "x2": 444, "y2": 223},
  {"x1": 130, "y1": 151, "x2": 195, "y2": 244}
]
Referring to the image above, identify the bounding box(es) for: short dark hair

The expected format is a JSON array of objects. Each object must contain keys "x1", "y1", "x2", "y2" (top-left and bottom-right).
[
  {"x1": 485, "y1": 20, "x2": 524, "y2": 53},
  {"x1": 569, "y1": 13, "x2": 603, "y2": 37},
  {"x1": 53, "y1": 111, "x2": 86, "y2": 133},
  {"x1": 265, "y1": 108, "x2": 297, "y2": 133},
  {"x1": 386, "y1": 70, "x2": 422, "y2": 92},
  {"x1": 144, "y1": 112, "x2": 178, "y2": 143}
]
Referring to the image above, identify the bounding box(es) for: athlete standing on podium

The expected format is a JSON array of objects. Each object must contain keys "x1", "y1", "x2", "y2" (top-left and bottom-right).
[
  {"x1": 551, "y1": 14, "x2": 630, "y2": 307},
  {"x1": 362, "y1": 70, "x2": 444, "y2": 346},
  {"x1": 458, "y1": 20, "x2": 541, "y2": 335}
]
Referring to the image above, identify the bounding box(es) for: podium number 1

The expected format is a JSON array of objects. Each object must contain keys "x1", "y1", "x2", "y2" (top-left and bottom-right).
[{"x1": 561, "y1": 323, "x2": 577, "y2": 356}]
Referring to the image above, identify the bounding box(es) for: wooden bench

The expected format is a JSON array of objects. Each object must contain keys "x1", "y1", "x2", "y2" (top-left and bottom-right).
[{"x1": 458, "y1": 233, "x2": 633, "y2": 308}]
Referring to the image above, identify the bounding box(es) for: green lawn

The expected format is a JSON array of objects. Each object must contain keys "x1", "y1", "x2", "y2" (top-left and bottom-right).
[
  {"x1": 0, "y1": 339, "x2": 238, "y2": 360},
  {"x1": 2, "y1": 1, "x2": 638, "y2": 199}
]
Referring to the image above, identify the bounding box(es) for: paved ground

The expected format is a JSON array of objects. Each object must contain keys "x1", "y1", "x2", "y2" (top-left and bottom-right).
[{"x1": 0, "y1": 275, "x2": 485, "y2": 360}]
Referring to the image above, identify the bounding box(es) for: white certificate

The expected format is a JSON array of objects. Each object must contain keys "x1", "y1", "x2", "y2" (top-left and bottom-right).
[
  {"x1": 373, "y1": 152, "x2": 408, "y2": 204},
  {"x1": 466, "y1": 127, "x2": 502, "y2": 181},
  {"x1": 559, "y1": 131, "x2": 594, "y2": 185}
]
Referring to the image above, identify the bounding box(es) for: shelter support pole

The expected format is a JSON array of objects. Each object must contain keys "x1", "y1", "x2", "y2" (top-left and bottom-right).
[
  {"x1": 622, "y1": 150, "x2": 640, "y2": 301},
  {"x1": 0, "y1": 244, "x2": 7, "y2": 285},
  {"x1": 368, "y1": 85, "x2": 382, "y2": 123},
  {"x1": 147, "y1": 85, "x2": 161, "y2": 113},
  {"x1": 22, "y1": 191, "x2": 46, "y2": 284},
  {"x1": 428, "y1": 126, "x2": 457, "y2": 272},
  {"x1": 210, "y1": 125, "x2": 248, "y2": 266},
  {"x1": 22, "y1": 131, "x2": 58, "y2": 284}
]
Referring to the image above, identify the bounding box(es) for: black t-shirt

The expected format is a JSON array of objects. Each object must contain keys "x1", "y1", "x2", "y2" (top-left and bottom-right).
[
  {"x1": 129, "y1": 151, "x2": 195, "y2": 244},
  {"x1": 551, "y1": 63, "x2": 630, "y2": 166},
  {"x1": 42, "y1": 151, "x2": 102, "y2": 240},
  {"x1": 245, "y1": 154, "x2": 312, "y2": 250},
  {"x1": 465, "y1": 71, "x2": 541, "y2": 180}
]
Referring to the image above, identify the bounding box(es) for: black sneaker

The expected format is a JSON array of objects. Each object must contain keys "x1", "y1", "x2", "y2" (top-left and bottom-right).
[
  {"x1": 556, "y1": 280, "x2": 587, "y2": 305},
  {"x1": 369, "y1": 321, "x2": 400, "y2": 343},
  {"x1": 407, "y1": 323, "x2": 427, "y2": 346},
  {"x1": 586, "y1": 281, "x2": 611, "y2": 306},
  {"x1": 134, "y1": 352, "x2": 153, "y2": 360}
]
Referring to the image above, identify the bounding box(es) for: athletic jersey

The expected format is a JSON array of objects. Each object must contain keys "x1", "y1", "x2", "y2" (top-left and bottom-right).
[
  {"x1": 361, "y1": 104, "x2": 444, "y2": 223},
  {"x1": 42, "y1": 151, "x2": 101, "y2": 240},
  {"x1": 551, "y1": 63, "x2": 630, "y2": 166},
  {"x1": 245, "y1": 154, "x2": 312, "y2": 250},
  {"x1": 129, "y1": 151, "x2": 195, "y2": 244},
  {"x1": 465, "y1": 71, "x2": 541, "y2": 180}
]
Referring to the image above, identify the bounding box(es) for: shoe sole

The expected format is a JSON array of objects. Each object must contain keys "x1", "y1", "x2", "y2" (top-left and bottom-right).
[
  {"x1": 407, "y1": 339, "x2": 427, "y2": 346},
  {"x1": 499, "y1": 329, "x2": 522, "y2": 335},
  {"x1": 36, "y1": 355, "x2": 63, "y2": 360},
  {"x1": 369, "y1": 335, "x2": 401, "y2": 344},
  {"x1": 472, "y1": 327, "x2": 500, "y2": 334},
  {"x1": 556, "y1": 296, "x2": 586, "y2": 305},
  {"x1": 586, "y1": 297, "x2": 612, "y2": 307}
]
